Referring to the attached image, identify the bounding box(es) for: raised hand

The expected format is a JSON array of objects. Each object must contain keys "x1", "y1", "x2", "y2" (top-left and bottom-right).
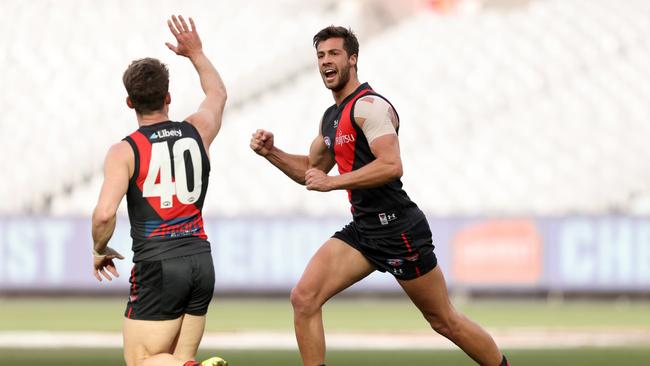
[
  {"x1": 250, "y1": 129, "x2": 275, "y2": 157},
  {"x1": 165, "y1": 15, "x2": 202, "y2": 58}
]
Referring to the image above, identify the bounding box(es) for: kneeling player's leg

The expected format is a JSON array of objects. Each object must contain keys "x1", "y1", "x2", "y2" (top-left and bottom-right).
[
  {"x1": 291, "y1": 237, "x2": 376, "y2": 366},
  {"x1": 123, "y1": 316, "x2": 186, "y2": 366},
  {"x1": 172, "y1": 253, "x2": 217, "y2": 363},
  {"x1": 397, "y1": 266, "x2": 505, "y2": 366},
  {"x1": 124, "y1": 255, "x2": 219, "y2": 366},
  {"x1": 172, "y1": 314, "x2": 206, "y2": 361},
  {"x1": 125, "y1": 315, "x2": 223, "y2": 366}
]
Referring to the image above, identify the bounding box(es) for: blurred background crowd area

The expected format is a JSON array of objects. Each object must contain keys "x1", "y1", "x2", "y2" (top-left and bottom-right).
[{"x1": 1, "y1": 0, "x2": 649, "y2": 297}]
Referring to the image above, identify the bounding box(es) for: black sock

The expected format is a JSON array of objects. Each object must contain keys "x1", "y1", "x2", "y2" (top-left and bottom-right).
[{"x1": 500, "y1": 355, "x2": 509, "y2": 366}]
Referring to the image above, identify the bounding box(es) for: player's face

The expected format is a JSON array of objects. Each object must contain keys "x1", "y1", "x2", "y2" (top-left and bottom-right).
[{"x1": 316, "y1": 38, "x2": 356, "y2": 92}]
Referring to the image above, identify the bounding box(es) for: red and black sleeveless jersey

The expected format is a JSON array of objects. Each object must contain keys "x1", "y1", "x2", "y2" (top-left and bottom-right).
[
  {"x1": 321, "y1": 83, "x2": 420, "y2": 235},
  {"x1": 123, "y1": 120, "x2": 211, "y2": 262}
]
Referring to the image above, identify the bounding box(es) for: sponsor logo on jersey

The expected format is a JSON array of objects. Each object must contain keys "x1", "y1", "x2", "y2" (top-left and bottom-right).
[
  {"x1": 146, "y1": 215, "x2": 203, "y2": 239},
  {"x1": 149, "y1": 129, "x2": 183, "y2": 140},
  {"x1": 335, "y1": 133, "x2": 355, "y2": 146},
  {"x1": 324, "y1": 136, "x2": 331, "y2": 148}
]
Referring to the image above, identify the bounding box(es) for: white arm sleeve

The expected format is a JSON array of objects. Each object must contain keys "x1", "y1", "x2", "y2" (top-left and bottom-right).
[{"x1": 354, "y1": 96, "x2": 397, "y2": 144}]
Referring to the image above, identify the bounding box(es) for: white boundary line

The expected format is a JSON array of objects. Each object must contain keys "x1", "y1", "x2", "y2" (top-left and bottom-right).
[{"x1": 1, "y1": 328, "x2": 649, "y2": 349}]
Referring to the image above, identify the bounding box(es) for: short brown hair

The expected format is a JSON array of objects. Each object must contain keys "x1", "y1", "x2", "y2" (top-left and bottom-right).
[
  {"x1": 313, "y1": 26, "x2": 359, "y2": 69},
  {"x1": 122, "y1": 58, "x2": 169, "y2": 114}
]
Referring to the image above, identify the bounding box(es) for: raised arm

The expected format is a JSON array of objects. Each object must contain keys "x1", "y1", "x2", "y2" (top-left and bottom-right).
[
  {"x1": 250, "y1": 128, "x2": 335, "y2": 185},
  {"x1": 166, "y1": 15, "x2": 227, "y2": 152},
  {"x1": 91, "y1": 141, "x2": 130, "y2": 281}
]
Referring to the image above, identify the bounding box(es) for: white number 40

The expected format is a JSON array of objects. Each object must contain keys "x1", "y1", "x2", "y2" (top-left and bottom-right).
[{"x1": 143, "y1": 138, "x2": 202, "y2": 209}]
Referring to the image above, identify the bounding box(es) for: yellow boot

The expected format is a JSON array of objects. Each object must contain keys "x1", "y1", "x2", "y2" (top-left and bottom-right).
[{"x1": 200, "y1": 357, "x2": 228, "y2": 366}]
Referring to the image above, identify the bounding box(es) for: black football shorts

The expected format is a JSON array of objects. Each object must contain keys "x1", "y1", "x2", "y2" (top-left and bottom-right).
[
  {"x1": 333, "y1": 215, "x2": 437, "y2": 280},
  {"x1": 124, "y1": 252, "x2": 215, "y2": 320}
]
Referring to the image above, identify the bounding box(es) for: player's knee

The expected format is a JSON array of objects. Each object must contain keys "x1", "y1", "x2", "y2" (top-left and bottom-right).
[
  {"x1": 429, "y1": 316, "x2": 458, "y2": 339},
  {"x1": 124, "y1": 345, "x2": 149, "y2": 366},
  {"x1": 424, "y1": 311, "x2": 462, "y2": 339},
  {"x1": 123, "y1": 352, "x2": 141, "y2": 366},
  {"x1": 290, "y1": 285, "x2": 321, "y2": 316}
]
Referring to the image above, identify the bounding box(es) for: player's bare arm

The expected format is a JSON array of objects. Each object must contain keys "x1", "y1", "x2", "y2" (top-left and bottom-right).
[
  {"x1": 308, "y1": 131, "x2": 336, "y2": 172},
  {"x1": 166, "y1": 15, "x2": 227, "y2": 152},
  {"x1": 92, "y1": 141, "x2": 131, "y2": 281},
  {"x1": 250, "y1": 128, "x2": 334, "y2": 185},
  {"x1": 306, "y1": 96, "x2": 401, "y2": 192}
]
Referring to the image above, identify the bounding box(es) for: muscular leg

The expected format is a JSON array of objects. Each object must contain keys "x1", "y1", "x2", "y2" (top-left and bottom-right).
[
  {"x1": 172, "y1": 314, "x2": 207, "y2": 361},
  {"x1": 397, "y1": 266, "x2": 503, "y2": 366},
  {"x1": 290, "y1": 238, "x2": 376, "y2": 366},
  {"x1": 123, "y1": 316, "x2": 190, "y2": 366}
]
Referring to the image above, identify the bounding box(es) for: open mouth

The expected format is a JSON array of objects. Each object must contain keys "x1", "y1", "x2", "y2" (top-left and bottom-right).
[{"x1": 323, "y1": 68, "x2": 337, "y2": 82}]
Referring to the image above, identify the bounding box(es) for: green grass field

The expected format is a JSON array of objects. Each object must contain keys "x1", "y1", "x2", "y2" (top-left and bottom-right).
[
  {"x1": 1, "y1": 297, "x2": 649, "y2": 331},
  {"x1": 1, "y1": 348, "x2": 649, "y2": 366},
  {"x1": 1, "y1": 297, "x2": 649, "y2": 365}
]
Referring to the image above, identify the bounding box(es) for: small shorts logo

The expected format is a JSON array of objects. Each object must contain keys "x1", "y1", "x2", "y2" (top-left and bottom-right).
[
  {"x1": 323, "y1": 136, "x2": 331, "y2": 148},
  {"x1": 378, "y1": 212, "x2": 397, "y2": 225},
  {"x1": 404, "y1": 253, "x2": 420, "y2": 262},
  {"x1": 333, "y1": 119, "x2": 339, "y2": 128},
  {"x1": 387, "y1": 258, "x2": 403, "y2": 267}
]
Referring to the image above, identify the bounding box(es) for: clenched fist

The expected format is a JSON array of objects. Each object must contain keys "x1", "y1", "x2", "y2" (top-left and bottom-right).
[
  {"x1": 250, "y1": 129, "x2": 275, "y2": 157},
  {"x1": 305, "y1": 168, "x2": 333, "y2": 192}
]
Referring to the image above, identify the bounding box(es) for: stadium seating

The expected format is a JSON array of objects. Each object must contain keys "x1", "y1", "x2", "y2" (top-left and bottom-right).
[
  {"x1": 1, "y1": 0, "x2": 360, "y2": 214},
  {"x1": 5, "y1": 0, "x2": 650, "y2": 216}
]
